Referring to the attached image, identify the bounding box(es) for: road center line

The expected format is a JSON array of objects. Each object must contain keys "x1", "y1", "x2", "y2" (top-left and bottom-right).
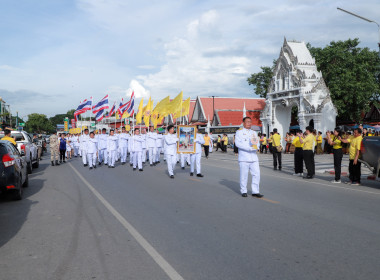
[{"x1": 69, "y1": 163, "x2": 185, "y2": 280}]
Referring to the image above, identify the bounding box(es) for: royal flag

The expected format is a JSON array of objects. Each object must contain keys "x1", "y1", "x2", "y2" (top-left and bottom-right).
[{"x1": 92, "y1": 95, "x2": 109, "y2": 114}]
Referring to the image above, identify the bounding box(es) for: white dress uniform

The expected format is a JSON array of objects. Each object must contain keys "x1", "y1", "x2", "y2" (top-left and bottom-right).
[
  {"x1": 73, "y1": 135, "x2": 80, "y2": 157},
  {"x1": 190, "y1": 133, "x2": 205, "y2": 175},
  {"x1": 235, "y1": 128, "x2": 261, "y2": 195},
  {"x1": 128, "y1": 133, "x2": 134, "y2": 165},
  {"x1": 141, "y1": 133, "x2": 148, "y2": 162},
  {"x1": 79, "y1": 134, "x2": 90, "y2": 165},
  {"x1": 118, "y1": 133, "x2": 129, "y2": 163},
  {"x1": 147, "y1": 131, "x2": 157, "y2": 165},
  {"x1": 107, "y1": 135, "x2": 119, "y2": 167},
  {"x1": 164, "y1": 133, "x2": 179, "y2": 176},
  {"x1": 98, "y1": 133, "x2": 108, "y2": 165},
  {"x1": 131, "y1": 134, "x2": 144, "y2": 169},
  {"x1": 87, "y1": 137, "x2": 98, "y2": 168},
  {"x1": 155, "y1": 133, "x2": 163, "y2": 163},
  {"x1": 209, "y1": 134, "x2": 214, "y2": 153}
]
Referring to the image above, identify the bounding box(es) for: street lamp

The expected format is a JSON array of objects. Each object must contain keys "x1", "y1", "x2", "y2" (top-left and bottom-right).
[
  {"x1": 337, "y1": 7, "x2": 380, "y2": 69},
  {"x1": 209, "y1": 95, "x2": 218, "y2": 125}
]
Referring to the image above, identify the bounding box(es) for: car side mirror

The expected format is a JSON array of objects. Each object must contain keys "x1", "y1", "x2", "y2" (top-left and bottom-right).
[{"x1": 20, "y1": 150, "x2": 25, "y2": 156}]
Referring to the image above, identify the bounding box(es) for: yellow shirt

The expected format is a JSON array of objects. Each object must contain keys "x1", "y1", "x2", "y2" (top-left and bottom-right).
[
  {"x1": 317, "y1": 135, "x2": 322, "y2": 144},
  {"x1": 223, "y1": 137, "x2": 228, "y2": 145},
  {"x1": 1, "y1": 136, "x2": 17, "y2": 146},
  {"x1": 217, "y1": 137, "x2": 221, "y2": 143},
  {"x1": 314, "y1": 135, "x2": 317, "y2": 146},
  {"x1": 331, "y1": 136, "x2": 342, "y2": 149},
  {"x1": 302, "y1": 134, "x2": 314, "y2": 150},
  {"x1": 204, "y1": 136, "x2": 210, "y2": 146},
  {"x1": 262, "y1": 137, "x2": 267, "y2": 145},
  {"x1": 347, "y1": 136, "x2": 362, "y2": 160},
  {"x1": 292, "y1": 137, "x2": 304, "y2": 148},
  {"x1": 272, "y1": 134, "x2": 281, "y2": 147}
]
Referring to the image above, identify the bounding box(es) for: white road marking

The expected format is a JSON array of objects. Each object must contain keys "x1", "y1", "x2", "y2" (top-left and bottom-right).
[{"x1": 69, "y1": 163, "x2": 185, "y2": 280}]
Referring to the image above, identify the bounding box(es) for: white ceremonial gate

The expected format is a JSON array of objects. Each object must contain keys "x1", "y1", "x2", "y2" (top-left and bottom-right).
[{"x1": 261, "y1": 38, "x2": 337, "y2": 147}]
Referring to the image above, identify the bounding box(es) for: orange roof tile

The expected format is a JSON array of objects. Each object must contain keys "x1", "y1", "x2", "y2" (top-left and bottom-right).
[{"x1": 216, "y1": 111, "x2": 262, "y2": 126}]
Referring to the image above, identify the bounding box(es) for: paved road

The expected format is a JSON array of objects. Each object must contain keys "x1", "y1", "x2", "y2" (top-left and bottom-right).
[{"x1": 1, "y1": 151, "x2": 379, "y2": 280}]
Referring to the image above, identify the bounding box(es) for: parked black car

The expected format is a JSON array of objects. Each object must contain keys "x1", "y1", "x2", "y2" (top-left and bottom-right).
[{"x1": 0, "y1": 140, "x2": 28, "y2": 200}]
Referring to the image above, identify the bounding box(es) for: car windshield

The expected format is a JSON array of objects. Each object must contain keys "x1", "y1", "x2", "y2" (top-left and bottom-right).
[{"x1": 0, "y1": 132, "x2": 25, "y2": 141}]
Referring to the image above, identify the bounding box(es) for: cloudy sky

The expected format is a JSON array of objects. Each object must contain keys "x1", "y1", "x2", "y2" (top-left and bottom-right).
[{"x1": 0, "y1": 0, "x2": 379, "y2": 118}]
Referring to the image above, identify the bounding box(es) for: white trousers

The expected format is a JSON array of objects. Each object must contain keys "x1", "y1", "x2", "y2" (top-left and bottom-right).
[
  {"x1": 239, "y1": 161, "x2": 260, "y2": 194},
  {"x1": 142, "y1": 149, "x2": 147, "y2": 162},
  {"x1": 74, "y1": 146, "x2": 79, "y2": 157},
  {"x1": 108, "y1": 150, "x2": 116, "y2": 167},
  {"x1": 129, "y1": 151, "x2": 134, "y2": 164},
  {"x1": 181, "y1": 154, "x2": 190, "y2": 167},
  {"x1": 120, "y1": 147, "x2": 128, "y2": 163},
  {"x1": 148, "y1": 147, "x2": 156, "y2": 164},
  {"x1": 190, "y1": 153, "x2": 201, "y2": 174},
  {"x1": 81, "y1": 150, "x2": 87, "y2": 164},
  {"x1": 98, "y1": 149, "x2": 107, "y2": 164},
  {"x1": 166, "y1": 154, "x2": 176, "y2": 176},
  {"x1": 87, "y1": 153, "x2": 97, "y2": 167},
  {"x1": 156, "y1": 147, "x2": 162, "y2": 162},
  {"x1": 133, "y1": 151, "x2": 142, "y2": 169}
]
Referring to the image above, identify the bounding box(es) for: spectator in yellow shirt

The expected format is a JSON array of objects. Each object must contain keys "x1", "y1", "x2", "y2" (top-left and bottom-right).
[
  {"x1": 341, "y1": 128, "x2": 363, "y2": 185},
  {"x1": 1, "y1": 129, "x2": 17, "y2": 146},
  {"x1": 271, "y1": 128, "x2": 282, "y2": 170},
  {"x1": 203, "y1": 133, "x2": 210, "y2": 158},
  {"x1": 300, "y1": 126, "x2": 315, "y2": 179},
  {"x1": 292, "y1": 130, "x2": 304, "y2": 176},
  {"x1": 327, "y1": 128, "x2": 343, "y2": 183},
  {"x1": 316, "y1": 131, "x2": 323, "y2": 155}
]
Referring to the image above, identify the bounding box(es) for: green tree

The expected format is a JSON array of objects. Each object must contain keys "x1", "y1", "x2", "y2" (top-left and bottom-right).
[
  {"x1": 307, "y1": 38, "x2": 380, "y2": 121},
  {"x1": 247, "y1": 60, "x2": 276, "y2": 98},
  {"x1": 25, "y1": 113, "x2": 54, "y2": 133}
]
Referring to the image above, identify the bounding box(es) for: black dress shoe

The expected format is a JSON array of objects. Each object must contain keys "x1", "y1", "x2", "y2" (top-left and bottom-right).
[
  {"x1": 105, "y1": 163, "x2": 108, "y2": 165},
  {"x1": 122, "y1": 162, "x2": 125, "y2": 165},
  {"x1": 112, "y1": 166, "x2": 115, "y2": 168},
  {"x1": 130, "y1": 163, "x2": 133, "y2": 166},
  {"x1": 139, "y1": 169, "x2": 143, "y2": 171},
  {"x1": 150, "y1": 164, "x2": 153, "y2": 166},
  {"x1": 133, "y1": 168, "x2": 136, "y2": 171},
  {"x1": 99, "y1": 162, "x2": 102, "y2": 166},
  {"x1": 181, "y1": 167, "x2": 185, "y2": 170},
  {"x1": 190, "y1": 172, "x2": 193, "y2": 176},
  {"x1": 170, "y1": 175, "x2": 174, "y2": 179},
  {"x1": 89, "y1": 167, "x2": 93, "y2": 170},
  {"x1": 252, "y1": 193, "x2": 264, "y2": 198},
  {"x1": 196, "y1": 174, "x2": 204, "y2": 177},
  {"x1": 93, "y1": 165, "x2": 97, "y2": 169},
  {"x1": 242, "y1": 193, "x2": 248, "y2": 197}
]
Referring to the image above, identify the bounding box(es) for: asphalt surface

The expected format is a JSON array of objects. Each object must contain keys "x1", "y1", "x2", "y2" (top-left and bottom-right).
[{"x1": 1, "y1": 150, "x2": 379, "y2": 280}]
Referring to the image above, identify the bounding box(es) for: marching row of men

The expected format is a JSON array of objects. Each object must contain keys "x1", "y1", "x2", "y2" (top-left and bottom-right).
[{"x1": 61, "y1": 125, "x2": 205, "y2": 179}]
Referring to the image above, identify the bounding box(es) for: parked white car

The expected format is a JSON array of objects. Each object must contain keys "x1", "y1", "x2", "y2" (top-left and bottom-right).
[{"x1": 0, "y1": 130, "x2": 39, "y2": 174}]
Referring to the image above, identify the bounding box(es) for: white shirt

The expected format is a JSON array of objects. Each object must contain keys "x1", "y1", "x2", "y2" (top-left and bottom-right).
[
  {"x1": 130, "y1": 135, "x2": 144, "y2": 152},
  {"x1": 107, "y1": 135, "x2": 118, "y2": 151},
  {"x1": 141, "y1": 133, "x2": 147, "y2": 149},
  {"x1": 147, "y1": 132, "x2": 158, "y2": 148},
  {"x1": 235, "y1": 128, "x2": 260, "y2": 162},
  {"x1": 79, "y1": 134, "x2": 90, "y2": 150},
  {"x1": 156, "y1": 134, "x2": 163, "y2": 148},
  {"x1": 73, "y1": 136, "x2": 80, "y2": 147},
  {"x1": 98, "y1": 133, "x2": 108, "y2": 150},
  {"x1": 118, "y1": 133, "x2": 129, "y2": 148},
  {"x1": 87, "y1": 138, "x2": 98, "y2": 154},
  {"x1": 194, "y1": 133, "x2": 205, "y2": 154},
  {"x1": 164, "y1": 133, "x2": 179, "y2": 155}
]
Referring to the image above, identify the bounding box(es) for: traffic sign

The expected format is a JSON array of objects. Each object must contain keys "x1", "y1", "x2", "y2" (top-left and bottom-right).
[{"x1": 19, "y1": 123, "x2": 25, "y2": 127}]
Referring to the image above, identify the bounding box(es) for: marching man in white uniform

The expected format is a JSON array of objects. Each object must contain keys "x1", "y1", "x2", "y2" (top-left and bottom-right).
[
  {"x1": 79, "y1": 129, "x2": 90, "y2": 166},
  {"x1": 155, "y1": 131, "x2": 163, "y2": 164},
  {"x1": 180, "y1": 153, "x2": 190, "y2": 170},
  {"x1": 164, "y1": 125, "x2": 179, "y2": 178},
  {"x1": 147, "y1": 127, "x2": 158, "y2": 166},
  {"x1": 235, "y1": 117, "x2": 263, "y2": 198},
  {"x1": 190, "y1": 132, "x2": 205, "y2": 177},
  {"x1": 73, "y1": 134, "x2": 80, "y2": 157},
  {"x1": 98, "y1": 128, "x2": 108, "y2": 166},
  {"x1": 131, "y1": 128, "x2": 144, "y2": 171},
  {"x1": 118, "y1": 127, "x2": 129, "y2": 165},
  {"x1": 141, "y1": 128, "x2": 148, "y2": 163},
  {"x1": 107, "y1": 129, "x2": 118, "y2": 168},
  {"x1": 87, "y1": 132, "x2": 98, "y2": 169}
]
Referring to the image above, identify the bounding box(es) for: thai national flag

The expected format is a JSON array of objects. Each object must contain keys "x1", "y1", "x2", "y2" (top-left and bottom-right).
[
  {"x1": 126, "y1": 91, "x2": 135, "y2": 116},
  {"x1": 107, "y1": 102, "x2": 116, "y2": 117},
  {"x1": 74, "y1": 98, "x2": 92, "y2": 121},
  {"x1": 95, "y1": 109, "x2": 105, "y2": 122},
  {"x1": 117, "y1": 99, "x2": 124, "y2": 116},
  {"x1": 92, "y1": 95, "x2": 109, "y2": 114}
]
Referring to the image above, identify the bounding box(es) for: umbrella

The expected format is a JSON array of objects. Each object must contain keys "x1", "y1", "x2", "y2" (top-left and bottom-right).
[
  {"x1": 373, "y1": 125, "x2": 380, "y2": 132},
  {"x1": 289, "y1": 125, "x2": 300, "y2": 130}
]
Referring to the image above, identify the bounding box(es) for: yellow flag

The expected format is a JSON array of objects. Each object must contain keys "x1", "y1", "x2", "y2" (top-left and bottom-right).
[
  {"x1": 155, "y1": 96, "x2": 170, "y2": 116},
  {"x1": 136, "y1": 98, "x2": 144, "y2": 124},
  {"x1": 122, "y1": 111, "x2": 130, "y2": 119},
  {"x1": 168, "y1": 91, "x2": 183, "y2": 118},
  {"x1": 180, "y1": 97, "x2": 190, "y2": 117},
  {"x1": 143, "y1": 97, "x2": 153, "y2": 127}
]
